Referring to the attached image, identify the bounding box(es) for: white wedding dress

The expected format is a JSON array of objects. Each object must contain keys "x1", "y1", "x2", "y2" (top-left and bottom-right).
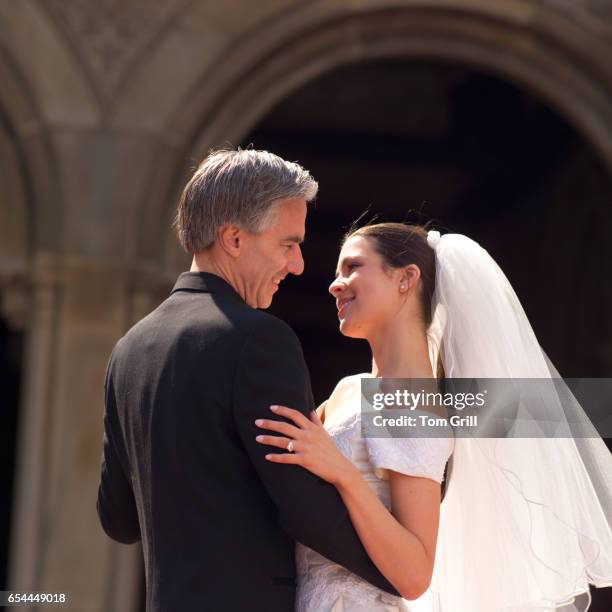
[{"x1": 295, "y1": 375, "x2": 454, "y2": 612}]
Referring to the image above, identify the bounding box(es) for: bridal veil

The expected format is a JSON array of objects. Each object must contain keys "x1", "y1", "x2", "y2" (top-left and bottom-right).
[{"x1": 420, "y1": 231, "x2": 612, "y2": 611}]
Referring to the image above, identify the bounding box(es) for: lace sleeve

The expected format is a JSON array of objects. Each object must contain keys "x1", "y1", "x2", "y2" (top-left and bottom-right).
[{"x1": 364, "y1": 436, "x2": 453, "y2": 484}]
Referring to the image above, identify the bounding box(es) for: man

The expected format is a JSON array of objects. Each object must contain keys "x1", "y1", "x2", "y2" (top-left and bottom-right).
[{"x1": 97, "y1": 149, "x2": 397, "y2": 611}]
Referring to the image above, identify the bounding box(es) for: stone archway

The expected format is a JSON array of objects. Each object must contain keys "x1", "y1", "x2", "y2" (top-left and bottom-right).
[
  {"x1": 238, "y1": 58, "x2": 612, "y2": 400},
  {"x1": 147, "y1": 0, "x2": 612, "y2": 273}
]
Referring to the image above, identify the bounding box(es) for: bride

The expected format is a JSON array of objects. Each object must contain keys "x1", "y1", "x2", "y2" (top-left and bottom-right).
[{"x1": 255, "y1": 222, "x2": 612, "y2": 611}]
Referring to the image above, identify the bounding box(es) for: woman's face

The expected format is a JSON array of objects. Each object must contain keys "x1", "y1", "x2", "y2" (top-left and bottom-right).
[{"x1": 329, "y1": 235, "x2": 409, "y2": 339}]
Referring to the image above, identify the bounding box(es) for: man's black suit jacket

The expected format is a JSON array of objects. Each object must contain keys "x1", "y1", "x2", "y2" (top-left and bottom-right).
[{"x1": 97, "y1": 272, "x2": 397, "y2": 611}]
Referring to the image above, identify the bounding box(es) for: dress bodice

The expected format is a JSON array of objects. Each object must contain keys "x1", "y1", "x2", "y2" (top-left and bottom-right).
[{"x1": 295, "y1": 375, "x2": 454, "y2": 612}]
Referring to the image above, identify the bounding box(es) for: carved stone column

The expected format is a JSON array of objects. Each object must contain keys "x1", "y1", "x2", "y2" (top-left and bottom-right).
[
  {"x1": 7, "y1": 254, "x2": 57, "y2": 601},
  {"x1": 6, "y1": 254, "x2": 159, "y2": 612}
]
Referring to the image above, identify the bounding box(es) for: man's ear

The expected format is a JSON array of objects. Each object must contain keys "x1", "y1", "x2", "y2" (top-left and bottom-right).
[{"x1": 217, "y1": 224, "x2": 243, "y2": 257}]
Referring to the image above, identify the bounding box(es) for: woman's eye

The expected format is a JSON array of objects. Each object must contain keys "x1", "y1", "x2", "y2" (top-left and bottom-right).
[{"x1": 347, "y1": 263, "x2": 360, "y2": 272}]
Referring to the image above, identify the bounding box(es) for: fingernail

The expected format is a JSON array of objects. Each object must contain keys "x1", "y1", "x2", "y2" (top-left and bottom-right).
[
  {"x1": 270, "y1": 405, "x2": 279, "y2": 411},
  {"x1": 256, "y1": 435, "x2": 263, "y2": 442},
  {"x1": 255, "y1": 419, "x2": 263, "y2": 426},
  {"x1": 265, "y1": 454, "x2": 272, "y2": 460}
]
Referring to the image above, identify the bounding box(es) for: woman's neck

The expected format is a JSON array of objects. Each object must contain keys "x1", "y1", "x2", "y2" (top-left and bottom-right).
[{"x1": 368, "y1": 317, "x2": 434, "y2": 379}]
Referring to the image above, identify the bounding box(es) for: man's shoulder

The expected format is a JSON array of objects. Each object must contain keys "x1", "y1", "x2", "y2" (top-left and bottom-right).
[
  {"x1": 110, "y1": 303, "x2": 164, "y2": 347},
  {"x1": 106, "y1": 299, "x2": 177, "y2": 367},
  {"x1": 240, "y1": 308, "x2": 299, "y2": 342},
  {"x1": 110, "y1": 297, "x2": 301, "y2": 359},
  {"x1": 236, "y1": 310, "x2": 309, "y2": 381},
  {"x1": 235, "y1": 310, "x2": 306, "y2": 365}
]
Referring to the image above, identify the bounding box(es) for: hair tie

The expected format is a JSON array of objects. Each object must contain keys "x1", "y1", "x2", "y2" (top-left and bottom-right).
[{"x1": 427, "y1": 230, "x2": 441, "y2": 249}]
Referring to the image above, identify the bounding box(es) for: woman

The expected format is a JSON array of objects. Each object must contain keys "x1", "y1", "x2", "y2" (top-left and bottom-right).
[{"x1": 255, "y1": 223, "x2": 612, "y2": 611}]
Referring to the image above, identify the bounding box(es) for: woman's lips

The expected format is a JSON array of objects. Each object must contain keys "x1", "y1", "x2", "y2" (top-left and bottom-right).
[{"x1": 337, "y1": 297, "x2": 354, "y2": 318}]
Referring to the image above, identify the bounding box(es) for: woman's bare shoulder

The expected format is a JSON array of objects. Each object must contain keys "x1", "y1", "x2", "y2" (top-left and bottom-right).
[{"x1": 320, "y1": 373, "x2": 370, "y2": 423}]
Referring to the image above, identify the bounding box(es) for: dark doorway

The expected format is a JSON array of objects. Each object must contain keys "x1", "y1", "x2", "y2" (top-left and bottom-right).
[
  {"x1": 0, "y1": 317, "x2": 24, "y2": 589},
  {"x1": 241, "y1": 59, "x2": 612, "y2": 398}
]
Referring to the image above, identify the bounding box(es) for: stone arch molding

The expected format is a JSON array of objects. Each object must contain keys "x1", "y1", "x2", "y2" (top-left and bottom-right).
[
  {"x1": 0, "y1": 114, "x2": 28, "y2": 278},
  {"x1": 138, "y1": 0, "x2": 612, "y2": 275},
  {"x1": 0, "y1": 0, "x2": 73, "y2": 265},
  {"x1": 0, "y1": 34, "x2": 57, "y2": 329},
  {"x1": 0, "y1": 88, "x2": 35, "y2": 331}
]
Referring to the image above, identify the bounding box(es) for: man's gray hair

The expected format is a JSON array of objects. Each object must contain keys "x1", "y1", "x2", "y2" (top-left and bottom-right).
[{"x1": 175, "y1": 148, "x2": 318, "y2": 253}]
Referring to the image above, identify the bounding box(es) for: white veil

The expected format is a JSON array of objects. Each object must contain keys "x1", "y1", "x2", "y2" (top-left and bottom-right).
[{"x1": 420, "y1": 231, "x2": 612, "y2": 611}]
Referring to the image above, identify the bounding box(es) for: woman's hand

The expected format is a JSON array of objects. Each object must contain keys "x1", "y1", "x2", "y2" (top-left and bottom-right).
[{"x1": 255, "y1": 405, "x2": 358, "y2": 488}]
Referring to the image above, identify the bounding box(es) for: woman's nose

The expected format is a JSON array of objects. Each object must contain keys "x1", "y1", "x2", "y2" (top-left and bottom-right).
[{"x1": 329, "y1": 278, "x2": 344, "y2": 296}]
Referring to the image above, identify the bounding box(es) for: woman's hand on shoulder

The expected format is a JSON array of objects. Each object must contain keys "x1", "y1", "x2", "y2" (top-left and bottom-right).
[{"x1": 255, "y1": 405, "x2": 359, "y2": 488}]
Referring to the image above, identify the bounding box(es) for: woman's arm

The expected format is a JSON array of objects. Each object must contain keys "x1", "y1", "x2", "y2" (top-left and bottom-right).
[
  {"x1": 336, "y1": 464, "x2": 440, "y2": 600},
  {"x1": 255, "y1": 405, "x2": 440, "y2": 600}
]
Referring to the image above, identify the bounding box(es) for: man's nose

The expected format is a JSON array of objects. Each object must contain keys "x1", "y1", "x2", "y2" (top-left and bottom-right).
[{"x1": 287, "y1": 245, "x2": 305, "y2": 276}]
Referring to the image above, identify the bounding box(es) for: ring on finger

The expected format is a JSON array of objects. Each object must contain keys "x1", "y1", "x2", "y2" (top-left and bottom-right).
[{"x1": 287, "y1": 440, "x2": 295, "y2": 453}]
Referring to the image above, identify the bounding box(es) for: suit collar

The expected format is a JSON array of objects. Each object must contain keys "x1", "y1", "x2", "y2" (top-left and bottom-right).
[{"x1": 170, "y1": 272, "x2": 244, "y2": 302}]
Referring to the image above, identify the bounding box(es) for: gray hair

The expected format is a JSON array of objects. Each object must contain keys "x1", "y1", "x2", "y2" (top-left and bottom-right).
[{"x1": 175, "y1": 148, "x2": 318, "y2": 253}]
